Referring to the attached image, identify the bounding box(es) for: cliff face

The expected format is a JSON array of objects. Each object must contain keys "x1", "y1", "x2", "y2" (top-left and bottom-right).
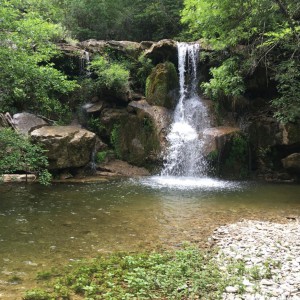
[{"x1": 54, "y1": 39, "x2": 300, "y2": 181}]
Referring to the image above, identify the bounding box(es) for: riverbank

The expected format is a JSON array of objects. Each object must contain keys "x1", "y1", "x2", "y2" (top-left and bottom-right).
[
  {"x1": 214, "y1": 219, "x2": 300, "y2": 300},
  {"x1": 21, "y1": 218, "x2": 300, "y2": 300}
]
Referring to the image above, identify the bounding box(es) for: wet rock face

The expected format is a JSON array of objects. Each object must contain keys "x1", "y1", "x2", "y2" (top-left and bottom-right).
[
  {"x1": 128, "y1": 99, "x2": 172, "y2": 154},
  {"x1": 145, "y1": 62, "x2": 179, "y2": 109},
  {"x1": 30, "y1": 126, "x2": 96, "y2": 169},
  {"x1": 12, "y1": 112, "x2": 48, "y2": 135},
  {"x1": 203, "y1": 126, "x2": 241, "y2": 155}
]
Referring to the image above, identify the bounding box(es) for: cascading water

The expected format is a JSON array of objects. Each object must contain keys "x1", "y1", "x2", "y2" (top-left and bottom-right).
[{"x1": 161, "y1": 42, "x2": 210, "y2": 177}]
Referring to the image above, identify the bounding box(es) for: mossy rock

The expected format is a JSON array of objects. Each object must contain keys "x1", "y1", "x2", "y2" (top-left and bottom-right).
[
  {"x1": 146, "y1": 62, "x2": 179, "y2": 109},
  {"x1": 111, "y1": 114, "x2": 161, "y2": 167}
]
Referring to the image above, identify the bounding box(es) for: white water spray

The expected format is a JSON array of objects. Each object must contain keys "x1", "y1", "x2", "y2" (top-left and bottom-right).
[{"x1": 161, "y1": 42, "x2": 210, "y2": 177}]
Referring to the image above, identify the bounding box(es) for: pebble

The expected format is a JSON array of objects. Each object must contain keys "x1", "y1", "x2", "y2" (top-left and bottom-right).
[{"x1": 211, "y1": 220, "x2": 300, "y2": 300}]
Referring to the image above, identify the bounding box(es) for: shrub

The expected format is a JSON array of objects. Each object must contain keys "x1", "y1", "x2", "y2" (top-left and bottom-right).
[{"x1": 0, "y1": 128, "x2": 52, "y2": 185}]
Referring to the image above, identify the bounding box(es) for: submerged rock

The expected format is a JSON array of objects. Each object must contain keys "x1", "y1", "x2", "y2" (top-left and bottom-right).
[{"x1": 30, "y1": 126, "x2": 96, "y2": 169}]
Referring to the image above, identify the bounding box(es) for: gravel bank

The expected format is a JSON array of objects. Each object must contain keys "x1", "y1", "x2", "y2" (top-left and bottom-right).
[{"x1": 211, "y1": 220, "x2": 300, "y2": 300}]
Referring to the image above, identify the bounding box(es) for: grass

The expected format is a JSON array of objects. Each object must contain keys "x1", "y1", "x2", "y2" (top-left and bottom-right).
[{"x1": 23, "y1": 244, "x2": 280, "y2": 300}]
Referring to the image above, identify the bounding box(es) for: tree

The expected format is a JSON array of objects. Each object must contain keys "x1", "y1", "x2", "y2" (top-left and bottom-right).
[
  {"x1": 182, "y1": 0, "x2": 300, "y2": 122},
  {"x1": 0, "y1": 0, "x2": 77, "y2": 120},
  {"x1": 59, "y1": 0, "x2": 184, "y2": 41}
]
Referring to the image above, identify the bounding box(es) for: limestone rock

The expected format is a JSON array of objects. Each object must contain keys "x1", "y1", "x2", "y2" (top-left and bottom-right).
[
  {"x1": 144, "y1": 39, "x2": 177, "y2": 64},
  {"x1": 2, "y1": 174, "x2": 37, "y2": 183},
  {"x1": 12, "y1": 112, "x2": 48, "y2": 135},
  {"x1": 82, "y1": 101, "x2": 104, "y2": 114},
  {"x1": 78, "y1": 40, "x2": 142, "y2": 58},
  {"x1": 97, "y1": 159, "x2": 150, "y2": 177},
  {"x1": 280, "y1": 122, "x2": 300, "y2": 145},
  {"x1": 282, "y1": 153, "x2": 300, "y2": 173},
  {"x1": 203, "y1": 126, "x2": 241, "y2": 155},
  {"x1": 146, "y1": 62, "x2": 179, "y2": 109},
  {"x1": 30, "y1": 126, "x2": 96, "y2": 169},
  {"x1": 128, "y1": 99, "x2": 172, "y2": 151}
]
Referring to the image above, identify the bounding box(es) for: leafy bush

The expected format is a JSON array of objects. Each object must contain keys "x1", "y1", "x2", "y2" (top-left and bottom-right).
[
  {"x1": 89, "y1": 56, "x2": 130, "y2": 93},
  {"x1": 0, "y1": 128, "x2": 52, "y2": 185},
  {"x1": 273, "y1": 60, "x2": 300, "y2": 123},
  {"x1": 0, "y1": 1, "x2": 77, "y2": 121},
  {"x1": 96, "y1": 151, "x2": 107, "y2": 163},
  {"x1": 201, "y1": 58, "x2": 245, "y2": 101}
]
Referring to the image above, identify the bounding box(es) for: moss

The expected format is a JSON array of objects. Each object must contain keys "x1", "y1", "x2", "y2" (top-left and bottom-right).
[
  {"x1": 116, "y1": 114, "x2": 160, "y2": 167},
  {"x1": 145, "y1": 62, "x2": 179, "y2": 109}
]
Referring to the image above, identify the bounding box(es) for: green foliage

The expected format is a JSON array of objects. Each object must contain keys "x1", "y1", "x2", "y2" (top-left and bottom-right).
[
  {"x1": 273, "y1": 60, "x2": 300, "y2": 123},
  {"x1": 0, "y1": 0, "x2": 77, "y2": 121},
  {"x1": 24, "y1": 246, "x2": 227, "y2": 299},
  {"x1": 201, "y1": 58, "x2": 245, "y2": 101},
  {"x1": 225, "y1": 134, "x2": 249, "y2": 178},
  {"x1": 60, "y1": 0, "x2": 183, "y2": 41},
  {"x1": 90, "y1": 56, "x2": 130, "y2": 94},
  {"x1": 134, "y1": 55, "x2": 154, "y2": 91},
  {"x1": 86, "y1": 117, "x2": 105, "y2": 135},
  {"x1": 0, "y1": 129, "x2": 52, "y2": 185},
  {"x1": 96, "y1": 151, "x2": 108, "y2": 164},
  {"x1": 23, "y1": 289, "x2": 52, "y2": 300},
  {"x1": 182, "y1": 0, "x2": 300, "y2": 121}
]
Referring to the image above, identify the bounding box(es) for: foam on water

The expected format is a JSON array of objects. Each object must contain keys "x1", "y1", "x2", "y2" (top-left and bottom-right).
[{"x1": 140, "y1": 176, "x2": 241, "y2": 191}]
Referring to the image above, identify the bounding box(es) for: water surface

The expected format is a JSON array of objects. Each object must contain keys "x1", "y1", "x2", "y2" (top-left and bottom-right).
[{"x1": 1, "y1": 178, "x2": 300, "y2": 298}]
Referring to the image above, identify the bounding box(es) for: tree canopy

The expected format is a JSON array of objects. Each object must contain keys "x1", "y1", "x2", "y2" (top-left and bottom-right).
[{"x1": 0, "y1": 0, "x2": 77, "y2": 120}]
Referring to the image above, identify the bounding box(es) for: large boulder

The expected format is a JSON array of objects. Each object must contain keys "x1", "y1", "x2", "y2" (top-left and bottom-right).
[
  {"x1": 203, "y1": 126, "x2": 241, "y2": 155},
  {"x1": 30, "y1": 126, "x2": 96, "y2": 169},
  {"x1": 144, "y1": 39, "x2": 177, "y2": 64},
  {"x1": 12, "y1": 112, "x2": 48, "y2": 135},
  {"x1": 128, "y1": 99, "x2": 172, "y2": 151},
  {"x1": 281, "y1": 153, "x2": 300, "y2": 173},
  {"x1": 280, "y1": 122, "x2": 300, "y2": 145},
  {"x1": 146, "y1": 62, "x2": 179, "y2": 109}
]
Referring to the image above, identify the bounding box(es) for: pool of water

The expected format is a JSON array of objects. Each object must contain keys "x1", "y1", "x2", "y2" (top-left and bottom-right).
[{"x1": 1, "y1": 177, "x2": 300, "y2": 298}]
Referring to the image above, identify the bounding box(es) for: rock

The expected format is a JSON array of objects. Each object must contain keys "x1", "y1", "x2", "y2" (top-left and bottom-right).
[
  {"x1": 1, "y1": 174, "x2": 37, "y2": 183},
  {"x1": 12, "y1": 112, "x2": 48, "y2": 135},
  {"x1": 203, "y1": 126, "x2": 241, "y2": 155},
  {"x1": 99, "y1": 106, "x2": 164, "y2": 166},
  {"x1": 82, "y1": 101, "x2": 104, "y2": 114},
  {"x1": 97, "y1": 159, "x2": 150, "y2": 177},
  {"x1": 78, "y1": 40, "x2": 142, "y2": 58},
  {"x1": 30, "y1": 126, "x2": 96, "y2": 169},
  {"x1": 146, "y1": 62, "x2": 179, "y2": 109},
  {"x1": 128, "y1": 99, "x2": 172, "y2": 152},
  {"x1": 260, "y1": 279, "x2": 274, "y2": 286},
  {"x1": 282, "y1": 153, "x2": 300, "y2": 173},
  {"x1": 280, "y1": 122, "x2": 300, "y2": 145},
  {"x1": 144, "y1": 39, "x2": 178, "y2": 64},
  {"x1": 225, "y1": 286, "x2": 238, "y2": 293}
]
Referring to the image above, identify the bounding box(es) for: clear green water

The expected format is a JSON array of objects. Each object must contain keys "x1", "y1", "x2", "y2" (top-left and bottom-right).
[{"x1": 1, "y1": 177, "x2": 300, "y2": 298}]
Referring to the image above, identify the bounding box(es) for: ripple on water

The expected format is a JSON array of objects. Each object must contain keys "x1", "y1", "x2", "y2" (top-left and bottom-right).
[{"x1": 138, "y1": 176, "x2": 242, "y2": 191}]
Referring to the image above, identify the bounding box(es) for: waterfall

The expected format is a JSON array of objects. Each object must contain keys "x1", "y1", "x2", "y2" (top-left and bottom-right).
[
  {"x1": 80, "y1": 50, "x2": 91, "y2": 77},
  {"x1": 161, "y1": 42, "x2": 210, "y2": 177}
]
